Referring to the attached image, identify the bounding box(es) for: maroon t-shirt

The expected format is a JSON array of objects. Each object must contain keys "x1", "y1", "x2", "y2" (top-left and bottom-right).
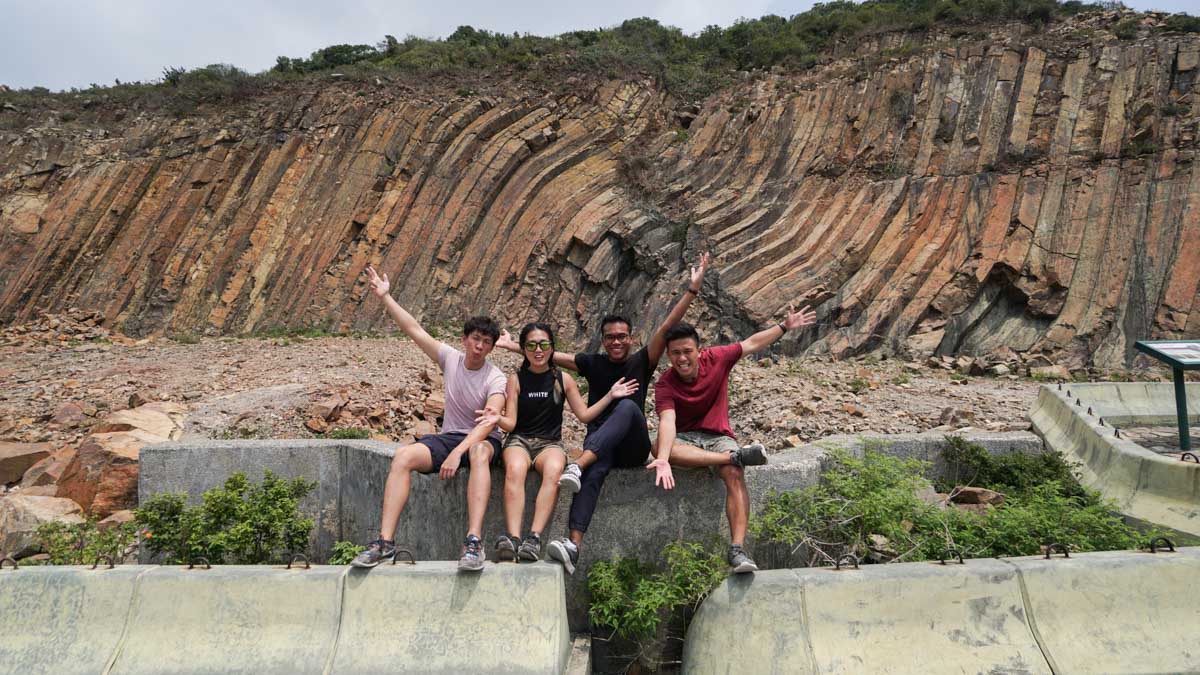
[{"x1": 654, "y1": 343, "x2": 743, "y2": 438}]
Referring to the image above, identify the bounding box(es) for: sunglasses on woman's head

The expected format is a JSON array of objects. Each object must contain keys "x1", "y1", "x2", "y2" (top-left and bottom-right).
[{"x1": 524, "y1": 341, "x2": 553, "y2": 351}]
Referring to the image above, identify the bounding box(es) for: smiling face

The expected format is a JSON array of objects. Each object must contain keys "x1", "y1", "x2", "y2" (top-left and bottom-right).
[
  {"x1": 601, "y1": 320, "x2": 633, "y2": 362},
  {"x1": 522, "y1": 328, "x2": 553, "y2": 371},
  {"x1": 667, "y1": 336, "x2": 700, "y2": 382},
  {"x1": 461, "y1": 330, "x2": 496, "y2": 367}
]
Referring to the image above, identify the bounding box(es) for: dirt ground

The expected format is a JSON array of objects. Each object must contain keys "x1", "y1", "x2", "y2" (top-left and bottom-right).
[{"x1": 1, "y1": 330, "x2": 1046, "y2": 453}]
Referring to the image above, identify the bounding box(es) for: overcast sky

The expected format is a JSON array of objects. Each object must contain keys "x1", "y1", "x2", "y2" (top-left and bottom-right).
[{"x1": 1, "y1": 0, "x2": 1194, "y2": 91}]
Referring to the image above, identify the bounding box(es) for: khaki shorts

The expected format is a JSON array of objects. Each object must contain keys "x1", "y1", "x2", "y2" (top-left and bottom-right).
[
  {"x1": 503, "y1": 434, "x2": 569, "y2": 462},
  {"x1": 675, "y1": 430, "x2": 738, "y2": 455}
]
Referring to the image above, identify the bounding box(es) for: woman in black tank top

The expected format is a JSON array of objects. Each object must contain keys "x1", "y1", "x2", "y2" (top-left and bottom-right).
[{"x1": 477, "y1": 322, "x2": 637, "y2": 562}]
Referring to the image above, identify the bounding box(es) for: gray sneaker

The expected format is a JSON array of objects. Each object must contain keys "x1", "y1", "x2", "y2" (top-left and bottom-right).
[
  {"x1": 518, "y1": 533, "x2": 542, "y2": 562},
  {"x1": 495, "y1": 534, "x2": 518, "y2": 562},
  {"x1": 458, "y1": 535, "x2": 485, "y2": 572},
  {"x1": 547, "y1": 538, "x2": 578, "y2": 575},
  {"x1": 729, "y1": 545, "x2": 758, "y2": 574},
  {"x1": 732, "y1": 442, "x2": 767, "y2": 468},
  {"x1": 559, "y1": 463, "x2": 583, "y2": 493},
  {"x1": 350, "y1": 539, "x2": 396, "y2": 568}
]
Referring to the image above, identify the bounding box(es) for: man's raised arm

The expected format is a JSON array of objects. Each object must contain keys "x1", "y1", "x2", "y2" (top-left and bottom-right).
[
  {"x1": 647, "y1": 253, "x2": 710, "y2": 364},
  {"x1": 365, "y1": 266, "x2": 443, "y2": 363},
  {"x1": 738, "y1": 303, "x2": 817, "y2": 356},
  {"x1": 496, "y1": 329, "x2": 578, "y2": 371}
]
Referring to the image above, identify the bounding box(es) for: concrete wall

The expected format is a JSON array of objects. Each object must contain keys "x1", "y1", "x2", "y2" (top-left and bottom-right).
[
  {"x1": 1031, "y1": 383, "x2": 1200, "y2": 537},
  {"x1": 140, "y1": 431, "x2": 1042, "y2": 630},
  {"x1": 0, "y1": 563, "x2": 570, "y2": 675},
  {"x1": 684, "y1": 547, "x2": 1200, "y2": 674}
]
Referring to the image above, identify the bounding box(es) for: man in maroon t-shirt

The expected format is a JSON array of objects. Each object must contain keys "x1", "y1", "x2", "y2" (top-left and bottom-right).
[{"x1": 651, "y1": 304, "x2": 816, "y2": 573}]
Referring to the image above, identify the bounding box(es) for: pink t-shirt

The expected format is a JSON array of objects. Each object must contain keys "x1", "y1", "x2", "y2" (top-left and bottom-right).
[
  {"x1": 437, "y1": 344, "x2": 506, "y2": 439},
  {"x1": 654, "y1": 343, "x2": 743, "y2": 438}
]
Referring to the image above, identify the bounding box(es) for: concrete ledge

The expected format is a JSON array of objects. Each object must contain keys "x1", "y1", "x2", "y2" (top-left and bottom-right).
[
  {"x1": 139, "y1": 432, "x2": 1041, "y2": 630},
  {"x1": 0, "y1": 563, "x2": 570, "y2": 674},
  {"x1": 683, "y1": 547, "x2": 1200, "y2": 674},
  {"x1": 1030, "y1": 384, "x2": 1200, "y2": 536}
]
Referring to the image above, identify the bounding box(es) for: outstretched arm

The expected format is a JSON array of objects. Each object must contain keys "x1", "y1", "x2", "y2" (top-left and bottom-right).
[
  {"x1": 738, "y1": 303, "x2": 817, "y2": 356},
  {"x1": 496, "y1": 329, "x2": 578, "y2": 371},
  {"x1": 366, "y1": 266, "x2": 443, "y2": 363},
  {"x1": 647, "y1": 253, "x2": 710, "y2": 364},
  {"x1": 647, "y1": 409, "x2": 677, "y2": 490},
  {"x1": 565, "y1": 375, "x2": 639, "y2": 424}
]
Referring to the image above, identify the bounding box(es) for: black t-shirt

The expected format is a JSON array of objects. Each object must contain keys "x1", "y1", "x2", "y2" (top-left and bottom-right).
[
  {"x1": 574, "y1": 346, "x2": 654, "y2": 433},
  {"x1": 513, "y1": 368, "x2": 563, "y2": 441}
]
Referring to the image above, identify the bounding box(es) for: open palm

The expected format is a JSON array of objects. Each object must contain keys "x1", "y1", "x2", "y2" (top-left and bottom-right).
[{"x1": 366, "y1": 266, "x2": 390, "y2": 297}]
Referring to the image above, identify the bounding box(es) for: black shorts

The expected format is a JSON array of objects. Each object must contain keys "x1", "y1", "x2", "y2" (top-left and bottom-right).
[{"x1": 418, "y1": 433, "x2": 502, "y2": 473}]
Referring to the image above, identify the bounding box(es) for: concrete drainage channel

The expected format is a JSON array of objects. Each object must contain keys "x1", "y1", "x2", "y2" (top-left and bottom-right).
[
  {"x1": 685, "y1": 546, "x2": 1200, "y2": 674},
  {"x1": 0, "y1": 561, "x2": 579, "y2": 675},
  {"x1": 3, "y1": 547, "x2": 1196, "y2": 674}
]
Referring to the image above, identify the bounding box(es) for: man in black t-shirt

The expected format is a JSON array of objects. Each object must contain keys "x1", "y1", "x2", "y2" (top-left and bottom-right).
[{"x1": 497, "y1": 254, "x2": 708, "y2": 573}]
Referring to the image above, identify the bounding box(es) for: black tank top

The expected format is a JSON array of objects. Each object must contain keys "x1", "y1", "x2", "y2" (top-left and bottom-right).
[{"x1": 514, "y1": 368, "x2": 563, "y2": 440}]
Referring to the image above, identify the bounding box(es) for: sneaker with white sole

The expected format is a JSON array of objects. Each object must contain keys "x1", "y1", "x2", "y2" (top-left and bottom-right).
[
  {"x1": 458, "y1": 535, "x2": 485, "y2": 572},
  {"x1": 349, "y1": 539, "x2": 396, "y2": 568},
  {"x1": 547, "y1": 538, "x2": 579, "y2": 575},
  {"x1": 495, "y1": 534, "x2": 519, "y2": 562},
  {"x1": 559, "y1": 463, "x2": 583, "y2": 493},
  {"x1": 518, "y1": 533, "x2": 542, "y2": 562},
  {"x1": 728, "y1": 544, "x2": 759, "y2": 574}
]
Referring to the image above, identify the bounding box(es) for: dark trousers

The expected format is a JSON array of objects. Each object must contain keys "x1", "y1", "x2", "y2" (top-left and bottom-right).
[{"x1": 568, "y1": 399, "x2": 652, "y2": 533}]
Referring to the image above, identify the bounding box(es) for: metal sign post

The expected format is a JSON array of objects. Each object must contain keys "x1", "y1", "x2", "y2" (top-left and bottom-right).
[{"x1": 1134, "y1": 340, "x2": 1200, "y2": 452}]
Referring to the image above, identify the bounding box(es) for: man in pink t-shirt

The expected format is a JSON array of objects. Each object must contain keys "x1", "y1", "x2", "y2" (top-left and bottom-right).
[
  {"x1": 652, "y1": 304, "x2": 816, "y2": 573},
  {"x1": 350, "y1": 267, "x2": 506, "y2": 572}
]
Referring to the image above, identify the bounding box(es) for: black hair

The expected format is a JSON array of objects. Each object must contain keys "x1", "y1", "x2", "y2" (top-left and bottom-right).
[
  {"x1": 599, "y1": 314, "x2": 632, "y2": 334},
  {"x1": 663, "y1": 322, "x2": 701, "y2": 348},
  {"x1": 462, "y1": 315, "x2": 500, "y2": 342},
  {"x1": 518, "y1": 322, "x2": 563, "y2": 404}
]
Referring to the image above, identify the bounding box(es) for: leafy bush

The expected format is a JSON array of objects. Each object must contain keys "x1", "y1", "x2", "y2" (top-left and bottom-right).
[
  {"x1": 588, "y1": 541, "x2": 726, "y2": 641},
  {"x1": 752, "y1": 446, "x2": 1151, "y2": 565},
  {"x1": 327, "y1": 427, "x2": 371, "y2": 440},
  {"x1": 937, "y1": 435, "x2": 1092, "y2": 501},
  {"x1": 35, "y1": 519, "x2": 139, "y2": 565},
  {"x1": 1163, "y1": 13, "x2": 1200, "y2": 33},
  {"x1": 136, "y1": 471, "x2": 316, "y2": 564},
  {"x1": 329, "y1": 540, "x2": 366, "y2": 565}
]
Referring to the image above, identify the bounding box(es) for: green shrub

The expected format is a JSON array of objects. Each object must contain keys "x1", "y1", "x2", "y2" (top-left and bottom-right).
[
  {"x1": 848, "y1": 377, "x2": 871, "y2": 393},
  {"x1": 136, "y1": 471, "x2": 316, "y2": 565},
  {"x1": 937, "y1": 436, "x2": 1091, "y2": 501},
  {"x1": 329, "y1": 540, "x2": 366, "y2": 565},
  {"x1": 752, "y1": 446, "x2": 1152, "y2": 565},
  {"x1": 35, "y1": 519, "x2": 139, "y2": 565},
  {"x1": 1163, "y1": 13, "x2": 1200, "y2": 33},
  {"x1": 1113, "y1": 18, "x2": 1139, "y2": 40},
  {"x1": 588, "y1": 540, "x2": 725, "y2": 641}
]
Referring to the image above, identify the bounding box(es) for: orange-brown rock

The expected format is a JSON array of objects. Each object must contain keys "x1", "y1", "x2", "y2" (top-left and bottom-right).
[
  {"x1": 0, "y1": 441, "x2": 52, "y2": 485},
  {"x1": 54, "y1": 430, "x2": 155, "y2": 517},
  {"x1": 1, "y1": 23, "x2": 1197, "y2": 369},
  {"x1": 20, "y1": 445, "x2": 76, "y2": 487}
]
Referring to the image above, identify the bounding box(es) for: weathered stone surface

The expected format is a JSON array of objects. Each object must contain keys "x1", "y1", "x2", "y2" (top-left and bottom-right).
[
  {"x1": 0, "y1": 442, "x2": 52, "y2": 485},
  {"x1": 91, "y1": 402, "x2": 185, "y2": 439},
  {"x1": 0, "y1": 495, "x2": 84, "y2": 557},
  {"x1": 0, "y1": 25, "x2": 1196, "y2": 369},
  {"x1": 20, "y1": 446, "x2": 75, "y2": 487},
  {"x1": 55, "y1": 430, "x2": 155, "y2": 517}
]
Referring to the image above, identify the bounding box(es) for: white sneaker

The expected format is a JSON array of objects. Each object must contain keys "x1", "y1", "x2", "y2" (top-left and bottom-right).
[
  {"x1": 547, "y1": 538, "x2": 579, "y2": 575},
  {"x1": 558, "y1": 463, "x2": 583, "y2": 493}
]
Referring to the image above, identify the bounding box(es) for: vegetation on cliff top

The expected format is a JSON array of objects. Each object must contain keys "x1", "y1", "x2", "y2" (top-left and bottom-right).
[{"x1": 2, "y1": 1, "x2": 1197, "y2": 120}]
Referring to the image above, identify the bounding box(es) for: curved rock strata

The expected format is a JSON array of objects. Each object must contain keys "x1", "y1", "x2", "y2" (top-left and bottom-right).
[{"x1": 1, "y1": 27, "x2": 1198, "y2": 368}]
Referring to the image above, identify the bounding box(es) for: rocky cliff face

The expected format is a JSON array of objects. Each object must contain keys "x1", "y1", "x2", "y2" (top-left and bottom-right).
[{"x1": 1, "y1": 20, "x2": 1197, "y2": 368}]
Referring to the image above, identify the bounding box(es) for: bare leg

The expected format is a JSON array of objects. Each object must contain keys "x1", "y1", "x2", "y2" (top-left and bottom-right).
[
  {"x1": 379, "y1": 444, "x2": 434, "y2": 539},
  {"x1": 502, "y1": 446, "x2": 531, "y2": 537},
  {"x1": 530, "y1": 449, "x2": 566, "y2": 535},
  {"x1": 575, "y1": 449, "x2": 598, "y2": 470},
  {"x1": 466, "y1": 442, "x2": 495, "y2": 538},
  {"x1": 718, "y1": 464, "x2": 750, "y2": 545},
  {"x1": 568, "y1": 529, "x2": 584, "y2": 547},
  {"x1": 666, "y1": 442, "x2": 734, "y2": 468}
]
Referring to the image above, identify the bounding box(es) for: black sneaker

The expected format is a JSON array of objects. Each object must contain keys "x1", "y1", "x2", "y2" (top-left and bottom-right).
[
  {"x1": 518, "y1": 533, "x2": 542, "y2": 562},
  {"x1": 495, "y1": 534, "x2": 519, "y2": 562},
  {"x1": 350, "y1": 539, "x2": 396, "y2": 568},
  {"x1": 733, "y1": 442, "x2": 767, "y2": 467},
  {"x1": 728, "y1": 545, "x2": 758, "y2": 574},
  {"x1": 547, "y1": 538, "x2": 579, "y2": 575},
  {"x1": 458, "y1": 535, "x2": 484, "y2": 572}
]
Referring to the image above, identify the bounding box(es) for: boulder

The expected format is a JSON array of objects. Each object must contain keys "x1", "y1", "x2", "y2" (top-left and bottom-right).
[
  {"x1": 97, "y1": 509, "x2": 135, "y2": 530},
  {"x1": 0, "y1": 442, "x2": 52, "y2": 484},
  {"x1": 54, "y1": 430, "x2": 155, "y2": 517},
  {"x1": 423, "y1": 392, "x2": 445, "y2": 421},
  {"x1": 91, "y1": 401, "x2": 185, "y2": 439},
  {"x1": 49, "y1": 402, "x2": 88, "y2": 428},
  {"x1": 413, "y1": 420, "x2": 437, "y2": 438},
  {"x1": 1030, "y1": 364, "x2": 1071, "y2": 381},
  {"x1": 949, "y1": 486, "x2": 1005, "y2": 505},
  {"x1": 20, "y1": 446, "x2": 75, "y2": 487},
  {"x1": 0, "y1": 495, "x2": 84, "y2": 558},
  {"x1": 310, "y1": 393, "x2": 347, "y2": 422}
]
